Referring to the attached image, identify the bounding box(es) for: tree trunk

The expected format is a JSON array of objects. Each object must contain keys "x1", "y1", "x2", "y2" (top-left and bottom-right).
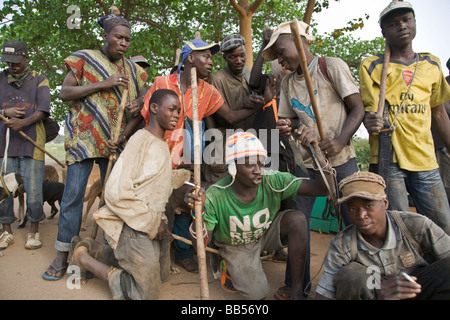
[{"x1": 230, "y1": 0, "x2": 264, "y2": 69}]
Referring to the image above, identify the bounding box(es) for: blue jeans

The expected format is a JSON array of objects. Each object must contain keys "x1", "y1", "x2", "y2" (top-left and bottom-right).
[
  {"x1": 54, "y1": 158, "x2": 108, "y2": 252},
  {"x1": 387, "y1": 163, "x2": 450, "y2": 235},
  {"x1": 0, "y1": 157, "x2": 45, "y2": 224}
]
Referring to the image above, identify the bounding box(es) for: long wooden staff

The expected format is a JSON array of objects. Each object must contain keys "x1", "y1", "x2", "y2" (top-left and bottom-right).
[
  {"x1": 0, "y1": 114, "x2": 65, "y2": 168},
  {"x1": 191, "y1": 67, "x2": 209, "y2": 300},
  {"x1": 90, "y1": 57, "x2": 130, "y2": 239},
  {"x1": 290, "y1": 21, "x2": 326, "y2": 142},
  {"x1": 376, "y1": 43, "x2": 391, "y2": 118}
]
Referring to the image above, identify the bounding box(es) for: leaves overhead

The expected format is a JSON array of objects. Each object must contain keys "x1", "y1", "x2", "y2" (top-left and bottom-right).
[{"x1": 0, "y1": 0, "x2": 383, "y2": 122}]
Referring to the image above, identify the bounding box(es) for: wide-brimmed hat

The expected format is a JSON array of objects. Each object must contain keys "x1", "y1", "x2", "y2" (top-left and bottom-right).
[
  {"x1": 379, "y1": 1, "x2": 414, "y2": 25},
  {"x1": 1, "y1": 40, "x2": 28, "y2": 64},
  {"x1": 262, "y1": 19, "x2": 315, "y2": 61},
  {"x1": 337, "y1": 172, "x2": 387, "y2": 204}
]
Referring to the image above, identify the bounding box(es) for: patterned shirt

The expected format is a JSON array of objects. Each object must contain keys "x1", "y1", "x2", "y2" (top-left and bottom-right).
[
  {"x1": 316, "y1": 211, "x2": 450, "y2": 299},
  {"x1": 0, "y1": 69, "x2": 50, "y2": 160},
  {"x1": 141, "y1": 73, "x2": 224, "y2": 168},
  {"x1": 64, "y1": 49, "x2": 148, "y2": 165}
]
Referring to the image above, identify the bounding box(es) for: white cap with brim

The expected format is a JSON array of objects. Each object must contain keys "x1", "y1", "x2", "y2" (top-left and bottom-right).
[
  {"x1": 261, "y1": 19, "x2": 315, "y2": 62},
  {"x1": 379, "y1": 1, "x2": 414, "y2": 25}
]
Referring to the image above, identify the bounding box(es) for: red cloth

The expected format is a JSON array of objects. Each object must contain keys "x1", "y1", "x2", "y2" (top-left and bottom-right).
[{"x1": 141, "y1": 74, "x2": 224, "y2": 168}]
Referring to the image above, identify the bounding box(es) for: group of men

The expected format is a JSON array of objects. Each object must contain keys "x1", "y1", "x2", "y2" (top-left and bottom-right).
[{"x1": 0, "y1": 1, "x2": 449, "y2": 300}]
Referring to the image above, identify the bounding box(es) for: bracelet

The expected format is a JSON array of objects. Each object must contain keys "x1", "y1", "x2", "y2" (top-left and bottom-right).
[
  {"x1": 312, "y1": 158, "x2": 332, "y2": 171},
  {"x1": 189, "y1": 222, "x2": 208, "y2": 240},
  {"x1": 191, "y1": 208, "x2": 206, "y2": 220}
]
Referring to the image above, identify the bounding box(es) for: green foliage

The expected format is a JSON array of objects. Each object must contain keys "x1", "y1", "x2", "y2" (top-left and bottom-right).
[
  {"x1": 0, "y1": 0, "x2": 383, "y2": 124},
  {"x1": 353, "y1": 136, "x2": 370, "y2": 172}
]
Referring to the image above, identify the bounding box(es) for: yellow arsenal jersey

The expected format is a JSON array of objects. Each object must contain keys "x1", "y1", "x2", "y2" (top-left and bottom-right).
[{"x1": 359, "y1": 53, "x2": 450, "y2": 171}]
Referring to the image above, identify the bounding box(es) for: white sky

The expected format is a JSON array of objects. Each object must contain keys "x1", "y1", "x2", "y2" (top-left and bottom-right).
[
  {"x1": 313, "y1": 0, "x2": 450, "y2": 138},
  {"x1": 314, "y1": 0, "x2": 450, "y2": 71}
]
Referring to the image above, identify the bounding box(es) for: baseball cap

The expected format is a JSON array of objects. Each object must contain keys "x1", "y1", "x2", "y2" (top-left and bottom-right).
[
  {"x1": 379, "y1": 1, "x2": 414, "y2": 25},
  {"x1": 337, "y1": 172, "x2": 387, "y2": 204},
  {"x1": 1, "y1": 40, "x2": 28, "y2": 64},
  {"x1": 178, "y1": 38, "x2": 220, "y2": 71},
  {"x1": 262, "y1": 19, "x2": 315, "y2": 61},
  {"x1": 130, "y1": 55, "x2": 150, "y2": 68}
]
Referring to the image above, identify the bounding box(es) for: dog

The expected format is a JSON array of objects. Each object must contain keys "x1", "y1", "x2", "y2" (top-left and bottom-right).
[
  {"x1": 0, "y1": 172, "x2": 23, "y2": 203},
  {"x1": 18, "y1": 181, "x2": 65, "y2": 228},
  {"x1": 81, "y1": 178, "x2": 102, "y2": 231},
  {"x1": 16, "y1": 165, "x2": 62, "y2": 228}
]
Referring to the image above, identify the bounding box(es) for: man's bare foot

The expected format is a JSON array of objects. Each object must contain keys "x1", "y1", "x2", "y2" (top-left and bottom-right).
[{"x1": 42, "y1": 251, "x2": 69, "y2": 280}]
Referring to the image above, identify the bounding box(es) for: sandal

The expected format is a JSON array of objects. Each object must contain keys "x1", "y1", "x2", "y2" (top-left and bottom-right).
[
  {"x1": 220, "y1": 260, "x2": 237, "y2": 293},
  {"x1": 175, "y1": 258, "x2": 199, "y2": 273},
  {"x1": 42, "y1": 263, "x2": 68, "y2": 281},
  {"x1": 70, "y1": 240, "x2": 93, "y2": 281},
  {"x1": 273, "y1": 285, "x2": 291, "y2": 300}
]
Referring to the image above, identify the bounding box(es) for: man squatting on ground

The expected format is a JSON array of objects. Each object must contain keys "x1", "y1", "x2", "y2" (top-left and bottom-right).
[
  {"x1": 185, "y1": 130, "x2": 337, "y2": 300},
  {"x1": 315, "y1": 171, "x2": 450, "y2": 300}
]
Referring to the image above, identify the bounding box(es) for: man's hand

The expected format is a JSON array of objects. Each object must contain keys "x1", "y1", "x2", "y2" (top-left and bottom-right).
[
  {"x1": 364, "y1": 111, "x2": 384, "y2": 135},
  {"x1": 242, "y1": 94, "x2": 265, "y2": 110},
  {"x1": 295, "y1": 124, "x2": 318, "y2": 150},
  {"x1": 126, "y1": 99, "x2": 142, "y2": 117},
  {"x1": 108, "y1": 134, "x2": 126, "y2": 153},
  {"x1": 184, "y1": 186, "x2": 206, "y2": 210},
  {"x1": 5, "y1": 106, "x2": 26, "y2": 118},
  {"x1": 156, "y1": 220, "x2": 172, "y2": 241},
  {"x1": 4, "y1": 117, "x2": 27, "y2": 131},
  {"x1": 102, "y1": 73, "x2": 129, "y2": 90},
  {"x1": 378, "y1": 274, "x2": 421, "y2": 300},
  {"x1": 319, "y1": 137, "x2": 345, "y2": 157},
  {"x1": 276, "y1": 118, "x2": 292, "y2": 136}
]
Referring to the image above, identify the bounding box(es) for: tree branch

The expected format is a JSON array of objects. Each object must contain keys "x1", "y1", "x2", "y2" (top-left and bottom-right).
[
  {"x1": 248, "y1": 0, "x2": 264, "y2": 14},
  {"x1": 229, "y1": 0, "x2": 246, "y2": 16}
]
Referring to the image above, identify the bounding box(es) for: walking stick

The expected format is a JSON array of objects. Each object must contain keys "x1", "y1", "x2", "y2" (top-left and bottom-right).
[
  {"x1": 90, "y1": 57, "x2": 130, "y2": 239},
  {"x1": 0, "y1": 114, "x2": 65, "y2": 168},
  {"x1": 191, "y1": 67, "x2": 209, "y2": 300},
  {"x1": 289, "y1": 21, "x2": 340, "y2": 224},
  {"x1": 289, "y1": 21, "x2": 326, "y2": 142},
  {"x1": 377, "y1": 43, "x2": 391, "y2": 118}
]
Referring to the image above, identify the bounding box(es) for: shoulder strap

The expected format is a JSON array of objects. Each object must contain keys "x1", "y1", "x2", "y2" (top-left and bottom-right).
[
  {"x1": 389, "y1": 210, "x2": 422, "y2": 255},
  {"x1": 350, "y1": 226, "x2": 358, "y2": 261},
  {"x1": 318, "y1": 57, "x2": 332, "y2": 83}
]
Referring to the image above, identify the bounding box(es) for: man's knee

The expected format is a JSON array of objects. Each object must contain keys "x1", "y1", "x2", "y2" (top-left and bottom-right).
[{"x1": 334, "y1": 262, "x2": 376, "y2": 300}]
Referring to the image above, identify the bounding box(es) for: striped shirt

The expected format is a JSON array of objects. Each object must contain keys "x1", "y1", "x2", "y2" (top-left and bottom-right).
[
  {"x1": 64, "y1": 49, "x2": 148, "y2": 165},
  {"x1": 141, "y1": 74, "x2": 224, "y2": 168},
  {"x1": 316, "y1": 211, "x2": 450, "y2": 299}
]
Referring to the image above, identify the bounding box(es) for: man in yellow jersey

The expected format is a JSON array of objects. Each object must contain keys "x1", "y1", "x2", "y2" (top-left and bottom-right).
[{"x1": 359, "y1": 1, "x2": 450, "y2": 235}]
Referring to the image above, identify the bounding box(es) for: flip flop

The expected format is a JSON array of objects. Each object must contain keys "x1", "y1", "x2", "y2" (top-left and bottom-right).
[
  {"x1": 42, "y1": 263, "x2": 68, "y2": 281},
  {"x1": 220, "y1": 260, "x2": 237, "y2": 294},
  {"x1": 273, "y1": 285, "x2": 291, "y2": 300}
]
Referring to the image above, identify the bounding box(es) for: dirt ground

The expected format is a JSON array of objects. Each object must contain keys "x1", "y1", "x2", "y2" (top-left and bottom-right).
[{"x1": 0, "y1": 162, "x2": 335, "y2": 301}]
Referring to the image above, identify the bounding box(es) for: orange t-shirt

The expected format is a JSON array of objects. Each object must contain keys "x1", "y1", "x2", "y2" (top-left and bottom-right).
[{"x1": 141, "y1": 74, "x2": 224, "y2": 168}]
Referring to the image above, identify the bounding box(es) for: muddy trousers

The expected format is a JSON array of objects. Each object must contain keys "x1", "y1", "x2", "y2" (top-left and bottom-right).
[
  {"x1": 107, "y1": 224, "x2": 171, "y2": 300},
  {"x1": 334, "y1": 257, "x2": 450, "y2": 300}
]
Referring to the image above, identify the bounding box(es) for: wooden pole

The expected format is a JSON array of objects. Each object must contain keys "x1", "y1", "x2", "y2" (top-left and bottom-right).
[
  {"x1": 0, "y1": 114, "x2": 65, "y2": 168},
  {"x1": 377, "y1": 43, "x2": 391, "y2": 116},
  {"x1": 191, "y1": 67, "x2": 209, "y2": 300},
  {"x1": 290, "y1": 21, "x2": 326, "y2": 141}
]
